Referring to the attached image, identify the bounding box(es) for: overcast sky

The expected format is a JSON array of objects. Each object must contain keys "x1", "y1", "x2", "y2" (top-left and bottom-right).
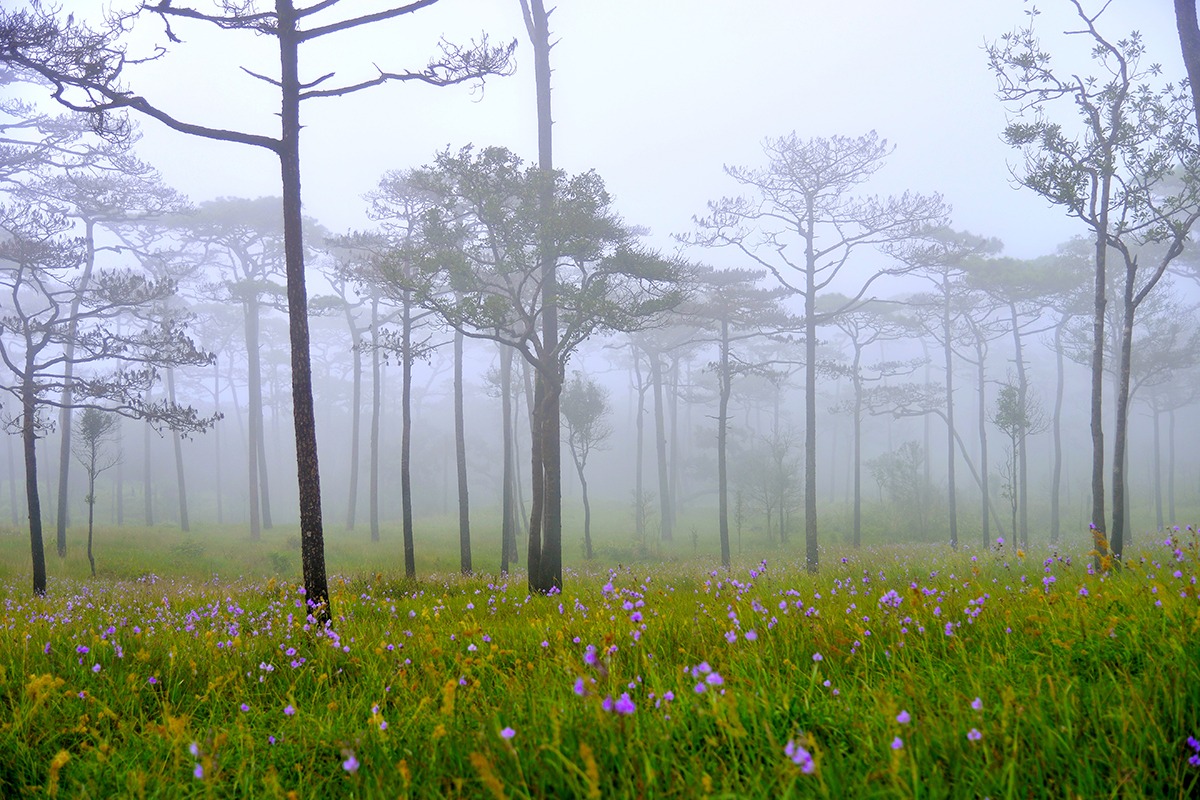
[{"x1": 43, "y1": 1, "x2": 1186, "y2": 262}]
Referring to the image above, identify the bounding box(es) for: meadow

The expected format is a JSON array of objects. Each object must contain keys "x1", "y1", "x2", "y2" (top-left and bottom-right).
[{"x1": 1, "y1": 518, "x2": 1198, "y2": 799}]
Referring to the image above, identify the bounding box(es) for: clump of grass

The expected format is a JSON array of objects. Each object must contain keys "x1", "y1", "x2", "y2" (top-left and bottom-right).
[{"x1": 0, "y1": 530, "x2": 1198, "y2": 798}]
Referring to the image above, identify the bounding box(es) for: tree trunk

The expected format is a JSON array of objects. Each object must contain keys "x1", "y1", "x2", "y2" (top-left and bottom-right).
[
  {"x1": 86, "y1": 457, "x2": 96, "y2": 578},
  {"x1": 23, "y1": 378, "x2": 47, "y2": 596},
  {"x1": 1050, "y1": 318, "x2": 1066, "y2": 545},
  {"x1": 166, "y1": 368, "x2": 190, "y2": 531},
  {"x1": 650, "y1": 351, "x2": 672, "y2": 541},
  {"x1": 1168, "y1": 408, "x2": 1176, "y2": 525},
  {"x1": 852, "y1": 350, "x2": 863, "y2": 548},
  {"x1": 1175, "y1": 0, "x2": 1200, "y2": 133},
  {"x1": 400, "y1": 296, "x2": 415, "y2": 577},
  {"x1": 1110, "y1": 271, "x2": 1136, "y2": 559},
  {"x1": 7, "y1": 429, "x2": 18, "y2": 526},
  {"x1": 1009, "y1": 301, "x2": 1030, "y2": 549},
  {"x1": 976, "y1": 340, "x2": 990, "y2": 546},
  {"x1": 632, "y1": 350, "x2": 646, "y2": 543},
  {"x1": 527, "y1": 372, "x2": 545, "y2": 588},
  {"x1": 804, "y1": 247, "x2": 818, "y2": 573},
  {"x1": 143, "y1": 388, "x2": 154, "y2": 527},
  {"x1": 500, "y1": 344, "x2": 517, "y2": 574},
  {"x1": 345, "y1": 308, "x2": 363, "y2": 531},
  {"x1": 454, "y1": 329, "x2": 472, "y2": 575},
  {"x1": 717, "y1": 320, "x2": 732, "y2": 569},
  {"x1": 54, "y1": 219, "x2": 97, "y2": 558},
  {"x1": 943, "y1": 282, "x2": 958, "y2": 549},
  {"x1": 668, "y1": 356, "x2": 680, "y2": 538},
  {"x1": 569, "y1": 443, "x2": 592, "y2": 560},
  {"x1": 370, "y1": 297, "x2": 381, "y2": 543},
  {"x1": 1090, "y1": 181, "x2": 1111, "y2": 549},
  {"x1": 1153, "y1": 407, "x2": 1163, "y2": 532},
  {"x1": 213, "y1": 359, "x2": 223, "y2": 525},
  {"x1": 244, "y1": 300, "x2": 262, "y2": 540},
  {"x1": 278, "y1": 0, "x2": 329, "y2": 617}
]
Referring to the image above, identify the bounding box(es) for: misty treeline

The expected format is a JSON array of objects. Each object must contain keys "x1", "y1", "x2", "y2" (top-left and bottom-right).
[{"x1": 3, "y1": 2, "x2": 1200, "y2": 609}]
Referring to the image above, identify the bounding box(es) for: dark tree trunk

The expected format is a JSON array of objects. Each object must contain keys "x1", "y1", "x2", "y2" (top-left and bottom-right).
[
  {"x1": 650, "y1": 351, "x2": 672, "y2": 541},
  {"x1": 23, "y1": 379, "x2": 46, "y2": 596},
  {"x1": 278, "y1": 0, "x2": 328, "y2": 617},
  {"x1": 454, "y1": 329, "x2": 471, "y2": 575},
  {"x1": 527, "y1": 373, "x2": 545, "y2": 588},
  {"x1": 1090, "y1": 184, "x2": 1111, "y2": 550},
  {"x1": 717, "y1": 319, "x2": 732, "y2": 569},
  {"x1": 370, "y1": 298, "x2": 381, "y2": 543},
  {"x1": 1175, "y1": 0, "x2": 1200, "y2": 133},
  {"x1": 400, "y1": 297, "x2": 415, "y2": 577},
  {"x1": 166, "y1": 368, "x2": 189, "y2": 531},
  {"x1": 1110, "y1": 267, "x2": 1137, "y2": 559}
]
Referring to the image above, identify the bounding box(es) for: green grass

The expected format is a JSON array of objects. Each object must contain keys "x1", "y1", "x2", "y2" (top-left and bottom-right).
[{"x1": 0, "y1": 519, "x2": 1198, "y2": 798}]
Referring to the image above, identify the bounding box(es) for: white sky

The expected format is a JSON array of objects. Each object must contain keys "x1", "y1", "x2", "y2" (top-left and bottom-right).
[{"x1": 42, "y1": 1, "x2": 1187, "y2": 261}]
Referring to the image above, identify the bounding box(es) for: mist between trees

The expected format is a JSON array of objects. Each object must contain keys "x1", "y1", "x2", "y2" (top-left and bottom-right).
[{"x1": 3, "y1": 1, "x2": 1200, "y2": 615}]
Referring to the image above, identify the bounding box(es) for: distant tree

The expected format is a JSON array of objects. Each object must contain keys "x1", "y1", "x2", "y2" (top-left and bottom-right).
[
  {"x1": 989, "y1": 2, "x2": 1200, "y2": 559},
  {"x1": 71, "y1": 407, "x2": 118, "y2": 577},
  {"x1": 407, "y1": 145, "x2": 683, "y2": 592},
  {"x1": 0, "y1": 203, "x2": 214, "y2": 596},
  {"x1": 824, "y1": 297, "x2": 923, "y2": 548},
  {"x1": 560, "y1": 371, "x2": 611, "y2": 560},
  {"x1": 688, "y1": 131, "x2": 947, "y2": 571},
  {"x1": 0, "y1": 0, "x2": 514, "y2": 615},
  {"x1": 990, "y1": 381, "x2": 1046, "y2": 545}
]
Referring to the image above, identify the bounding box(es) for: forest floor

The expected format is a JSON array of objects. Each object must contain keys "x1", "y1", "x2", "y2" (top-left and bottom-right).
[{"x1": 0, "y1": 523, "x2": 1198, "y2": 798}]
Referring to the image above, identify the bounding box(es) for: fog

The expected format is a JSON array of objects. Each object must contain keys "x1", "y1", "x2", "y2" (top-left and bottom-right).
[{"x1": 2, "y1": 0, "x2": 1198, "y2": 584}]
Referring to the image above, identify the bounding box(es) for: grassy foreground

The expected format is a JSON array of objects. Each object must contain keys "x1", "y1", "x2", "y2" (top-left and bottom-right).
[{"x1": 1, "y1": 527, "x2": 1198, "y2": 798}]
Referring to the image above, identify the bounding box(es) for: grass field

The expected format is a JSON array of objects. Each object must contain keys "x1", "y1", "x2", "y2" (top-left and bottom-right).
[{"x1": 1, "y1": 518, "x2": 1198, "y2": 798}]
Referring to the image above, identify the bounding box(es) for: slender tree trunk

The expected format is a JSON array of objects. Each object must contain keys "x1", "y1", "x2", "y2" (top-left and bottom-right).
[
  {"x1": 166, "y1": 368, "x2": 189, "y2": 531},
  {"x1": 717, "y1": 320, "x2": 732, "y2": 569},
  {"x1": 976, "y1": 341, "x2": 991, "y2": 546},
  {"x1": 650, "y1": 351, "x2": 672, "y2": 541},
  {"x1": 400, "y1": 297, "x2": 415, "y2": 577},
  {"x1": 23, "y1": 377, "x2": 47, "y2": 596},
  {"x1": 7, "y1": 429, "x2": 18, "y2": 526},
  {"x1": 632, "y1": 350, "x2": 646, "y2": 543},
  {"x1": 454, "y1": 329, "x2": 472, "y2": 575},
  {"x1": 1168, "y1": 408, "x2": 1177, "y2": 525},
  {"x1": 1111, "y1": 276, "x2": 1136, "y2": 559},
  {"x1": 804, "y1": 236, "x2": 818, "y2": 572},
  {"x1": 527, "y1": 373, "x2": 545, "y2": 587},
  {"x1": 370, "y1": 298, "x2": 381, "y2": 543},
  {"x1": 852, "y1": 353, "x2": 863, "y2": 548},
  {"x1": 569, "y1": 444, "x2": 593, "y2": 559},
  {"x1": 1009, "y1": 301, "x2": 1030, "y2": 549},
  {"x1": 1175, "y1": 0, "x2": 1200, "y2": 133},
  {"x1": 345, "y1": 310, "x2": 363, "y2": 531},
  {"x1": 1090, "y1": 180, "x2": 1111, "y2": 548},
  {"x1": 213, "y1": 359, "x2": 223, "y2": 525},
  {"x1": 244, "y1": 301, "x2": 261, "y2": 540},
  {"x1": 1050, "y1": 319, "x2": 1066, "y2": 545},
  {"x1": 257, "y1": 400, "x2": 273, "y2": 530},
  {"x1": 1153, "y1": 407, "x2": 1163, "y2": 531},
  {"x1": 500, "y1": 344, "x2": 517, "y2": 574},
  {"x1": 85, "y1": 456, "x2": 96, "y2": 578},
  {"x1": 278, "y1": 0, "x2": 329, "y2": 615},
  {"x1": 115, "y1": 420, "x2": 123, "y2": 527},
  {"x1": 943, "y1": 281, "x2": 958, "y2": 550},
  {"x1": 143, "y1": 387, "x2": 154, "y2": 527},
  {"x1": 668, "y1": 357, "x2": 680, "y2": 537},
  {"x1": 55, "y1": 219, "x2": 97, "y2": 557}
]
